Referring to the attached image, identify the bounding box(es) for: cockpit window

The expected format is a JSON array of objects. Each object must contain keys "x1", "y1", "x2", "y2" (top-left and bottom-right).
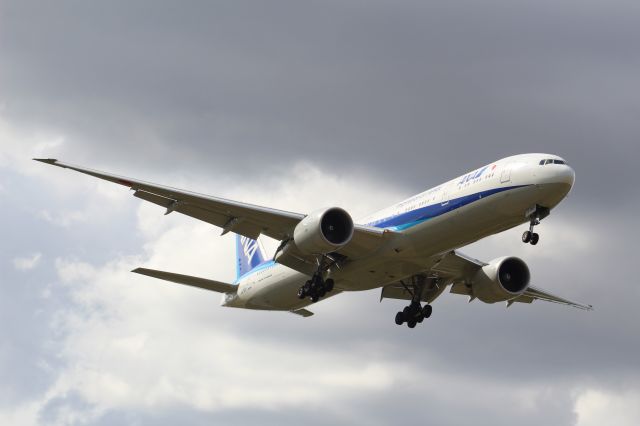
[{"x1": 539, "y1": 158, "x2": 568, "y2": 166}]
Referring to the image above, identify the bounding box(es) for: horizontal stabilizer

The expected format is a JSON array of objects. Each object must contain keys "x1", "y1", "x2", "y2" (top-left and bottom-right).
[{"x1": 132, "y1": 267, "x2": 236, "y2": 294}]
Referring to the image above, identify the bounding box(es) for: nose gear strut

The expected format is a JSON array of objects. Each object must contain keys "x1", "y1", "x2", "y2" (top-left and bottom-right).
[{"x1": 522, "y1": 205, "x2": 550, "y2": 246}]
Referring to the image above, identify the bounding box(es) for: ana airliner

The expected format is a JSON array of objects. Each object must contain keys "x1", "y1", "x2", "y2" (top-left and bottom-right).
[{"x1": 36, "y1": 153, "x2": 591, "y2": 328}]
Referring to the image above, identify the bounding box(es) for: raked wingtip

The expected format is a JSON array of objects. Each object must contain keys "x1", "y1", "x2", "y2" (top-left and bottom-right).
[{"x1": 33, "y1": 158, "x2": 58, "y2": 164}]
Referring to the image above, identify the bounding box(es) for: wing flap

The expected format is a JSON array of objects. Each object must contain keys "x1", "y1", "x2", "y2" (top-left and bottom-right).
[
  {"x1": 516, "y1": 286, "x2": 593, "y2": 310},
  {"x1": 132, "y1": 267, "x2": 237, "y2": 293}
]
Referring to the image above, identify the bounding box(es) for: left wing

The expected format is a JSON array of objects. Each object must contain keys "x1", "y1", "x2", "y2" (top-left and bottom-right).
[
  {"x1": 381, "y1": 250, "x2": 593, "y2": 310},
  {"x1": 35, "y1": 159, "x2": 392, "y2": 272}
]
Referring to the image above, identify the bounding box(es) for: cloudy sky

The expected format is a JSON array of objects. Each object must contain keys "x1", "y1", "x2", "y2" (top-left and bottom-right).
[{"x1": 1, "y1": 0, "x2": 639, "y2": 424}]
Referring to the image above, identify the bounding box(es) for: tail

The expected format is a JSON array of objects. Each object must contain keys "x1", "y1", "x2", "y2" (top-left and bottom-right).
[{"x1": 236, "y1": 234, "x2": 266, "y2": 280}]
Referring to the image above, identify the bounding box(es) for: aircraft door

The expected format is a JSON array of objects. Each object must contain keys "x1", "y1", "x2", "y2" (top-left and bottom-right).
[{"x1": 500, "y1": 164, "x2": 512, "y2": 183}]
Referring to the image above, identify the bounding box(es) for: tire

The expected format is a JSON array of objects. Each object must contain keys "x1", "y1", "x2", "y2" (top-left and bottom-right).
[
  {"x1": 407, "y1": 320, "x2": 417, "y2": 329},
  {"x1": 422, "y1": 304, "x2": 433, "y2": 319},
  {"x1": 395, "y1": 312, "x2": 404, "y2": 325},
  {"x1": 318, "y1": 288, "x2": 326, "y2": 298},
  {"x1": 303, "y1": 281, "x2": 311, "y2": 292},
  {"x1": 297, "y1": 287, "x2": 306, "y2": 299},
  {"x1": 530, "y1": 233, "x2": 539, "y2": 245},
  {"x1": 522, "y1": 231, "x2": 532, "y2": 243},
  {"x1": 311, "y1": 295, "x2": 319, "y2": 303},
  {"x1": 325, "y1": 279, "x2": 334, "y2": 292},
  {"x1": 417, "y1": 314, "x2": 424, "y2": 324},
  {"x1": 402, "y1": 306, "x2": 411, "y2": 321}
]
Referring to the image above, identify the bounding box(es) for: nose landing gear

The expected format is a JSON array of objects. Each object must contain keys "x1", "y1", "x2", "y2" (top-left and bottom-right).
[{"x1": 522, "y1": 205, "x2": 549, "y2": 246}]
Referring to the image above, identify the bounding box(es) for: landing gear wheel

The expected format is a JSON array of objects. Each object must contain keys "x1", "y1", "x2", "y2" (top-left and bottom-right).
[
  {"x1": 395, "y1": 312, "x2": 404, "y2": 325},
  {"x1": 422, "y1": 304, "x2": 433, "y2": 319},
  {"x1": 325, "y1": 279, "x2": 334, "y2": 293},
  {"x1": 416, "y1": 314, "x2": 424, "y2": 324},
  {"x1": 402, "y1": 306, "x2": 411, "y2": 321},
  {"x1": 311, "y1": 294, "x2": 319, "y2": 303},
  {"x1": 522, "y1": 231, "x2": 532, "y2": 243},
  {"x1": 407, "y1": 320, "x2": 417, "y2": 329},
  {"x1": 530, "y1": 233, "x2": 539, "y2": 245},
  {"x1": 297, "y1": 287, "x2": 306, "y2": 299}
]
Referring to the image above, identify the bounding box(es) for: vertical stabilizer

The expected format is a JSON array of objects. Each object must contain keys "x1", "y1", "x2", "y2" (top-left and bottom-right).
[{"x1": 236, "y1": 234, "x2": 266, "y2": 280}]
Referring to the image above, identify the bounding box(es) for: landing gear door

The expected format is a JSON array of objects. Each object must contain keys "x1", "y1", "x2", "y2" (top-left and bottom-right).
[{"x1": 500, "y1": 164, "x2": 512, "y2": 183}]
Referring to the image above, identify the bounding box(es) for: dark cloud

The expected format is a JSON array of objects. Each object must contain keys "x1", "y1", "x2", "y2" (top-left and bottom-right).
[
  {"x1": 1, "y1": 1, "x2": 640, "y2": 424},
  {"x1": 2, "y1": 0, "x2": 639, "y2": 205}
]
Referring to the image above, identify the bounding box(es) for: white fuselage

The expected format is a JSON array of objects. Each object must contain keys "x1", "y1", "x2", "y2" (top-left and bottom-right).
[{"x1": 223, "y1": 153, "x2": 575, "y2": 312}]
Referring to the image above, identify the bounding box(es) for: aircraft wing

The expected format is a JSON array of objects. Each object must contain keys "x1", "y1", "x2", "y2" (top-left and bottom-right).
[
  {"x1": 381, "y1": 250, "x2": 593, "y2": 310},
  {"x1": 132, "y1": 267, "x2": 237, "y2": 293},
  {"x1": 35, "y1": 159, "x2": 392, "y2": 271}
]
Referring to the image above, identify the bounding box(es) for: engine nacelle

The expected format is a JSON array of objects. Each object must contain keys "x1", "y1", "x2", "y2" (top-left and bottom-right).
[
  {"x1": 473, "y1": 256, "x2": 530, "y2": 303},
  {"x1": 293, "y1": 207, "x2": 354, "y2": 255}
]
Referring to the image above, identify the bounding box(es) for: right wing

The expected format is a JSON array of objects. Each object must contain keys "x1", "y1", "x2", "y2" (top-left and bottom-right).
[
  {"x1": 132, "y1": 267, "x2": 237, "y2": 293},
  {"x1": 36, "y1": 159, "x2": 302, "y2": 240}
]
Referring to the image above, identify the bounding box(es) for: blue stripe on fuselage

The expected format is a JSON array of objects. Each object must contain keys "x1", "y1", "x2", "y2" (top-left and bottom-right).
[
  {"x1": 235, "y1": 185, "x2": 527, "y2": 282},
  {"x1": 368, "y1": 185, "x2": 528, "y2": 231}
]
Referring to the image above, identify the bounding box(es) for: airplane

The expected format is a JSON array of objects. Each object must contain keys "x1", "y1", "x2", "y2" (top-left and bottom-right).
[{"x1": 35, "y1": 153, "x2": 592, "y2": 328}]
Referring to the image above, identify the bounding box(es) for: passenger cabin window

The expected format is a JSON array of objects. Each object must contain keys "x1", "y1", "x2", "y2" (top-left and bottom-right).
[{"x1": 539, "y1": 160, "x2": 545, "y2": 165}]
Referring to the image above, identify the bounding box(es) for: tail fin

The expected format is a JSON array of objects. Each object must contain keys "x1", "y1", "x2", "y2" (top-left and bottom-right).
[{"x1": 236, "y1": 234, "x2": 266, "y2": 280}]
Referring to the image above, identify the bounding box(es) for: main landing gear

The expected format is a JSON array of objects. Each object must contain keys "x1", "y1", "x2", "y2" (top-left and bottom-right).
[
  {"x1": 394, "y1": 280, "x2": 433, "y2": 329},
  {"x1": 297, "y1": 255, "x2": 336, "y2": 303},
  {"x1": 522, "y1": 205, "x2": 550, "y2": 246},
  {"x1": 297, "y1": 275, "x2": 334, "y2": 303}
]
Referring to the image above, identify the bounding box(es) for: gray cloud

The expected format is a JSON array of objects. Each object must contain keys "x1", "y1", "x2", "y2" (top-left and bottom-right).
[
  {"x1": 1, "y1": 0, "x2": 639, "y2": 425},
  {"x1": 2, "y1": 0, "x2": 639, "y2": 204}
]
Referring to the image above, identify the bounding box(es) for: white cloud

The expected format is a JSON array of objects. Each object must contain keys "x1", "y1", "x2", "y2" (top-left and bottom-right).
[
  {"x1": 575, "y1": 389, "x2": 640, "y2": 426},
  {"x1": 12, "y1": 253, "x2": 42, "y2": 271},
  {"x1": 0, "y1": 166, "x2": 410, "y2": 422}
]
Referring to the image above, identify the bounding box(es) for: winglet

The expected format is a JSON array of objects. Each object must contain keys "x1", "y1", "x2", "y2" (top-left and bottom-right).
[{"x1": 33, "y1": 158, "x2": 59, "y2": 165}]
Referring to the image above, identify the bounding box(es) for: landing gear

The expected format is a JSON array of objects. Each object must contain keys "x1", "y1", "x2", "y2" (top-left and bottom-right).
[
  {"x1": 522, "y1": 205, "x2": 549, "y2": 246},
  {"x1": 522, "y1": 230, "x2": 539, "y2": 244},
  {"x1": 296, "y1": 271, "x2": 336, "y2": 303},
  {"x1": 395, "y1": 301, "x2": 432, "y2": 329},
  {"x1": 394, "y1": 279, "x2": 434, "y2": 329}
]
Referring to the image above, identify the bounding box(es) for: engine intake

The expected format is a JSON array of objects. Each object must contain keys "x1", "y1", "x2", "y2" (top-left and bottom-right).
[
  {"x1": 293, "y1": 207, "x2": 354, "y2": 255},
  {"x1": 473, "y1": 256, "x2": 530, "y2": 303}
]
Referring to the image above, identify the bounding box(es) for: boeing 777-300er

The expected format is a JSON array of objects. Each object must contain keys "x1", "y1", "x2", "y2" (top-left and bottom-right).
[{"x1": 36, "y1": 153, "x2": 591, "y2": 328}]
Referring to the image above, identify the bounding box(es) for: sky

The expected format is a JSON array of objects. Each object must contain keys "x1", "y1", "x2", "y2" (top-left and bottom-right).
[{"x1": 1, "y1": 0, "x2": 639, "y2": 424}]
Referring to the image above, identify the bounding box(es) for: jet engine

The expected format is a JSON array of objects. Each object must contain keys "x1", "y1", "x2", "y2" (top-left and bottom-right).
[
  {"x1": 293, "y1": 207, "x2": 354, "y2": 255},
  {"x1": 473, "y1": 256, "x2": 530, "y2": 303}
]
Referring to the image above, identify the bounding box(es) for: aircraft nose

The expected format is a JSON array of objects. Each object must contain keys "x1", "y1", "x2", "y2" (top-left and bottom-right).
[{"x1": 557, "y1": 164, "x2": 576, "y2": 188}]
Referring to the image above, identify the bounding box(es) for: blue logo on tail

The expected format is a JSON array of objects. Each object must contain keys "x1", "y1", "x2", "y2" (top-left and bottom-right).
[{"x1": 236, "y1": 235, "x2": 265, "y2": 280}]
